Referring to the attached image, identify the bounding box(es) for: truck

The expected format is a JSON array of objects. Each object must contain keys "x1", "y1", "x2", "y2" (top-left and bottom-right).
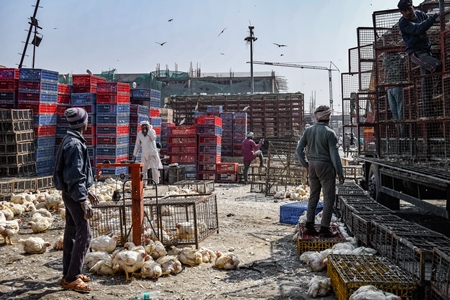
[{"x1": 342, "y1": 0, "x2": 450, "y2": 218}]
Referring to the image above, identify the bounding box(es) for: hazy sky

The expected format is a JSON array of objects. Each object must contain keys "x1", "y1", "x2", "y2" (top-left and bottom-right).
[{"x1": 1, "y1": 0, "x2": 395, "y2": 110}]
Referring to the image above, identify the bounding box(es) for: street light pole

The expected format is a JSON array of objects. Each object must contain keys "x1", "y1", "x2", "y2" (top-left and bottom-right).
[{"x1": 245, "y1": 26, "x2": 257, "y2": 94}]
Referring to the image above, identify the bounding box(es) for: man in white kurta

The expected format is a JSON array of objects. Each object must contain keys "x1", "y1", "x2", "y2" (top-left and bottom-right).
[{"x1": 132, "y1": 121, "x2": 163, "y2": 185}]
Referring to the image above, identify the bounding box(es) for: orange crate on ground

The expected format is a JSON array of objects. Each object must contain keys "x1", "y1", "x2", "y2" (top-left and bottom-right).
[
  {"x1": 327, "y1": 254, "x2": 416, "y2": 300},
  {"x1": 297, "y1": 224, "x2": 346, "y2": 255}
]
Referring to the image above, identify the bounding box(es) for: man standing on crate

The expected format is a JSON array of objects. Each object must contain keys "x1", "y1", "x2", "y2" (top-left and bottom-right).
[
  {"x1": 241, "y1": 132, "x2": 264, "y2": 185},
  {"x1": 296, "y1": 105, "x2": 345, "y2": 238},
  {"x1": 132, "y1": 120, "x2": 163, "y2": 186},
  {"x1": 53, "y1": 107, "x2": 99, "y2": 293}
]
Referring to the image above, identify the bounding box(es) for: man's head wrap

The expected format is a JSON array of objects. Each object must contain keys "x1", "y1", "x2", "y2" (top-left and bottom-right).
[{"x1": 314, "y1": 105, "x2": 332, "y2": 121}]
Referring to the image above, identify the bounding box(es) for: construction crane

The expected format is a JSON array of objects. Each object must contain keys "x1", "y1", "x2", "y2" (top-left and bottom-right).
[{"x1": 251, "y1": 61, "x2": 339, "y2": 113}]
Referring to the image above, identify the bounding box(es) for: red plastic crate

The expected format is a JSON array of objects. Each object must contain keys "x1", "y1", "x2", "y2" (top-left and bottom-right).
[
  {"x1": 97, "y1": 82, "x2": 130, "y2": 93},
  {"x1": 0, "y1": 79, "x2": 19, "y2": 91},
  {"x1": 57, "y1": 94, "x2": 70, "y2": 104},
  {"x1": 168, "y1": 125, "x2": 197, "y2": 136},
  {"x1": 216, "y1": 163, "x2": 238, "y2": 174},
  {"x1": 58, "y1": 84, "x2": 71, "y2": 95},
  {"x1": 18, "y1": 101, "x2": 57, "y2": 114},
  {"x1": 168, "y1": 146, "x2": 197, "y2": 154},
  {"x1": 95, "y1": 155, "x2": 128, "y2": 165},
  {"x1": 150, "y1": 108, "x2": 160, "y2": 117},
  {"x1": 199, "y1": 136, "x2": 221, "y2": 145},
  {"x1": 167, "y1": 136, "x2": 197, "y2": 145},
  {"x1": 72, "y1": 75, "x2": 106, "y2": 86},
  {"x1": 0, "y1": 103, "x2": 16, "y2": 109},
  {"x1": 34, "y1": 125, "x2": 56, "y2": 137},
  {"x1": 84, "y1": 136, "x2": 96, "y2": 146},
  {"x1": 198, "y1": 172, "x2": 216, "y2": 181},
  {"x1": 72, "y1": 85, "x2": 97, "y2": 93},
  {"x1": 154, "y1": 127, "x2": 161, "y2": 135},
  {"x1": 169, "y1": 155, "x2": 197, "y2": 164},
  {"x1": 96, "y1": 93, "x2": 130, "y2": 104},
  {"x1": 232, "y1": 118, "x2": 248, "y2": 125},
  {"x1": 198, "y1": 164, "x2": 216, "y2": 172},
  {"x1": 96, "y1": 125, "x2": 129, "y2": 136},
  {"x1": 196, "y1": 116, "x2": 222, "y2": 127},
  {"x1": 0, "y1": 68, "x2": 20, "y2": 79},
  {"x1": 198, "y1": 154, "x2": 221, "y2": 164},
  {"x1": 216, "y1": 173, "x2": 238, "y2": 183},
  {"x1": 84, "y1": 126, "x2": 95, "y2": 136}
]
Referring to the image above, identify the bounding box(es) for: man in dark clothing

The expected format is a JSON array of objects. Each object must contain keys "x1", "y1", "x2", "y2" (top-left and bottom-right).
[
  {"x1": 296, "y1": 105, "x2": 345, "y2": 238},
  {"x1": 397, "y1": 0, "x2": 444, "y2": 117},
  {"x1": 53, "y1": 107, "x2": 99, "y2": 293}
]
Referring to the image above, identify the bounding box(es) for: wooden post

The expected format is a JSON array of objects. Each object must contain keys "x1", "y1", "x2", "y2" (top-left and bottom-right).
[{"x1": 97, "y1": 162, "x2": 144, "y2": 245}]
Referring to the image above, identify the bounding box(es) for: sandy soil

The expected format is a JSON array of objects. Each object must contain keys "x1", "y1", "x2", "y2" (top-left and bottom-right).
[{"x1": 0, "y1": 182, "x2": 338, "y2": 300}]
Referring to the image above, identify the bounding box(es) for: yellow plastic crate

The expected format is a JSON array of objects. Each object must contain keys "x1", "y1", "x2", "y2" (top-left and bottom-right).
[
  {"x1": 327, "y1": 254, "x2": 416, "y2": 300},
  {"x1": 297, "y1": 224, "x2": 346, "y2": 255}
]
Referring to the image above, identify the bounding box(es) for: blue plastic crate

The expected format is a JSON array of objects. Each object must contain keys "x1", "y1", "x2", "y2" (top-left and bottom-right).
[
  {"x1": 150, "y1": 99, "x2": 160, "y2": 108},
  {"x1": 96, "y1": 113, "x2": 130, "y2": 125},
  {"x1": 19, "y1": 68, "x2": 59, "y2": 82},
  {"x1": 150, "y1": 89, "x2": 161, "y2": 99},
  {"x1": 206, "y1": 105, "x2": 223, "y2": 113},
  {"x1": 71, "y1": 93, "x2": 96, "y2": 104},
  {"x1": 197, "y1": 125, "x2": 222, "y2": 136},
  {"x1": 219, "y1": 112, "x2": 234, "y2": 119},
  {"x1": 96, "y1": 134, "x2": 130, "y2": 146},
  {"x1": 36, "y1": 136, "x2": 56, "y2": 149},
  {"x1": 36, "y1": 167, "x2": 53, "y2": 176},
  {"x1": 36, "y1": 147, "x2": 55, "y2": 161},
  {"x1": 96, "y1": 145, "x2": 128, "y2": 157},
  {"x1": 233, "y1": 112, "x2": 248, "y2": 119},
  {"x1": 100, "y1": 167, "x2": 128, "y2": 175},
  {"x1": 33, "y1": 114, "x2": 57, "y2": 126},
  {"x1": 96, "y1": 104, "x2": 130, "y2": 115},
  {"x1": 131, "y1": 89, "x2": 151, "y2": 99},
  {"x1": 194, "y1": 112, "x2": 207, "y2": 118},
  {"x1": 149, "y1": 117, "x2": 162, "y2": 126},
  {"x1": 0, "y1": 92, "x2": 15, "y2": 101},
  {"x1": 130, "y1": 104, "x2": 150, "y2": 116},
  {"x1": 279, "y1": 201, "x2": 324, "y2": 225},
  {"x1": 87, "y1": 146, "x2": 95, "y2": 159},
  {"x1": 36, "y1": 156, "x2": 54, "y2": 169},
  {"x1": 130, "y1": 114, "x2": 148, "y2": 125}
]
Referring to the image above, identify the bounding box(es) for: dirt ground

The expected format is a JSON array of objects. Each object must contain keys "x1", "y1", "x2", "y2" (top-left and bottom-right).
[{"x1": 0, "y1": 182, "x2": 339, "y2": 300}]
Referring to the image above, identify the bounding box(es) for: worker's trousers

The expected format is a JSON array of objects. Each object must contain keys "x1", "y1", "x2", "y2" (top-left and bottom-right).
[
  {"x1": 306, "y1": 160, "x2": 336, "y2": 228},
  {"x1": 62, "y1": 191, "x2": 91, "y2": 282}
]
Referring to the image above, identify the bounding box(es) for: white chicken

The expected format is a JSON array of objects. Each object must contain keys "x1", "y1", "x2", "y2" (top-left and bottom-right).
[
  {"x1": 90, "y1": 234, "x2": 119, "y2": 253},
  {"x1": 53, "y1": 235, "x2": 64, "y2": 250},
  {"x1": 0, "y1": 204, "x2": 14, "y2": 220},
  {"x1": 18, "y1": 237, "x2": 51, "y2": 254},
  {"x1": 112, "y1": 249, "x2": 151, "y2": 280},
  {"x1": 175, "y1": 221, "x2": 195, "y2": 240},
  {"x1": 89, "y1": 257, "x2": 117, "y2": 276},
  {"x1": 150, "y1": 240, "x2": 167, "y2": 259},
  {"x1": 10, "y1": 193, "x2": 28, "y2": 205},
  {"x1": 45, "y1": 193, "x2": 63, "y2": 212},
  {"x1": 84, "y1": 251, "x2": 112, "y2": 269},
  {"x1": 349, "y1": 285, "x2": 401, "y2": 300},
  {"x1": 199, "y1": 247, "x2": 217, "y2": 263},
  {"x1": 170, "y1": 246, "x2": 203, "y2": 266},
  {"x1": 0, "y1": 218, "x2": 21, "y2": 245},
  {"x1": 273, "y1": 190, "x2": 286, "y2": 199},
  {"x1": 307, "y1": 275, "x2": 332, "y2": 298},
  {"x1": 138, "y1": 260, "x2": 162, "y2": 279},
  {"x1": 28, "y1": 217, "x2": 52, "y2": 233},
  {"x1": 215, "y1": 251, "x2": 240, "y2": 270},
  {"x1": 299, "y1": 251, "x2": 326, "y2": 272},
  {"x1": 7, "y1": 202, "x2": 25, "y2": 216},
  {"x1": 59, "y1": 207, "x2": 66, "y2": 221},
  {"x1": 156, "y1": 255, "x2": 183, "y2": 275}
]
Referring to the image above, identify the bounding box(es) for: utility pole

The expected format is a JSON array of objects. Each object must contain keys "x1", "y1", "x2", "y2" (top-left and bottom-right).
[
  {"x1": 19, "y1": 0, "x2": 41, "y2": 69},
  {"x1": 244, "y1": 26, "x2": 257, "y2": 94}
]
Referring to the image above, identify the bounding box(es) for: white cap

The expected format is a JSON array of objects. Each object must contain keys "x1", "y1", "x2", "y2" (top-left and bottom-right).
[{"x1": 140, "y1": 120, "x2": 150, "y2": 126}]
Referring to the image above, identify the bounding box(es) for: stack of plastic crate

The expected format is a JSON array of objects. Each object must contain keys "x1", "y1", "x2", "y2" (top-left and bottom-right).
[
  {"x1": 96, "y1": 82, "x2": 130, "y2": 175},
  {"x1": 130, "y1": 88, "x2": 150, "y2": 106},
  {"x1": 196, "y1": 116, "x2": 222, "y2": 181},
  {"x1": 71, "y1": 74, "x2": 105, "y2": 94},
  {"x1": 206, "y1": 105, "x2": 223, "y2": 116},
  {"x1": 150, "y1": 89, "x2": 161, "y2": 108},
  {"x1": 149, "y1": 108, "x2": 162, "y2": 144},
  {"x1": 17, "y1": 69, "x2": 59, "y2": 176},
  {"x1": 129, "y1": 104, "x2": 149, "y2": 161},
  {"x1": 57, "y1": 83, "x2": 71, "y2": 105},
  {"x1": 232, "y1": 112, "x2": 247, "y2": 157},
  {"x1": 167, "y1": 125, "x2": 198, "y2": 179},
  {"x1": 160, "y1": 122, "x2": 175, "y2": 156},
  {"x1": 0, "y1": 68, "x2": 19, "y2": 109},
  {"x1": 219, "y1": 112, "x2": 234, "y2": 156},
  {"x1": 0, "y1": 109, "x2": 36, "y2": 177}
]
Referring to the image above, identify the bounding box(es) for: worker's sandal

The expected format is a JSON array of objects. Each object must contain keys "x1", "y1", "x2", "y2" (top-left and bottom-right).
[
  {"x1": 61, "y1": 278, "x2": 92, "y2": 293},
  {"x1": 78, "y1": 274, "x2": 90, "y2": 282}
]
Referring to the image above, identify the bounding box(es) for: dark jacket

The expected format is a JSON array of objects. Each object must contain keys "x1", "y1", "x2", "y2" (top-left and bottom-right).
[
  {"x1": 53, "y1": 129, "x2": 94, "y2": 202},
  {"x1": 399, "y1": 10, "x2": 438, "y2": 55},
  {"x1": 296, "y1": 122, "x2": 343, "y2": 176}
]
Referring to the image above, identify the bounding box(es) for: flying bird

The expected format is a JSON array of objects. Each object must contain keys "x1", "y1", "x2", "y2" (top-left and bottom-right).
[
  {"x1": 178, "y1": 118, "x2": 186, "y2": 126},
  {"x1": 220, "y1": 53, "x2": 225, "y2": 55},
  {"x1": 155, "y1": 41, "x2": 167, "y2": 46},
  {"x1": 218, "y1": 27, "x2": 227, "y2": 37},
  {"x1": 242, "y1": 106, "x2": 249, "y2": 111},
  {"x1": 86, "y1": 69, "x2": 92, "y2": 75},
  {"x1": 53, "y1": 27, "x2": 57, "y2": 30},
  {"x1": 194, "y1": 102, "x2": 199, "y2": 112},
  {"x1": 273, "y1": 43, "x2": 287, "y2": 47},
  {"x1": 168, "y1": 19, "x2": 173, "y2": 22},
  {"x1": 280, "y1": 54, "x2": 284, "y2": 56}
]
